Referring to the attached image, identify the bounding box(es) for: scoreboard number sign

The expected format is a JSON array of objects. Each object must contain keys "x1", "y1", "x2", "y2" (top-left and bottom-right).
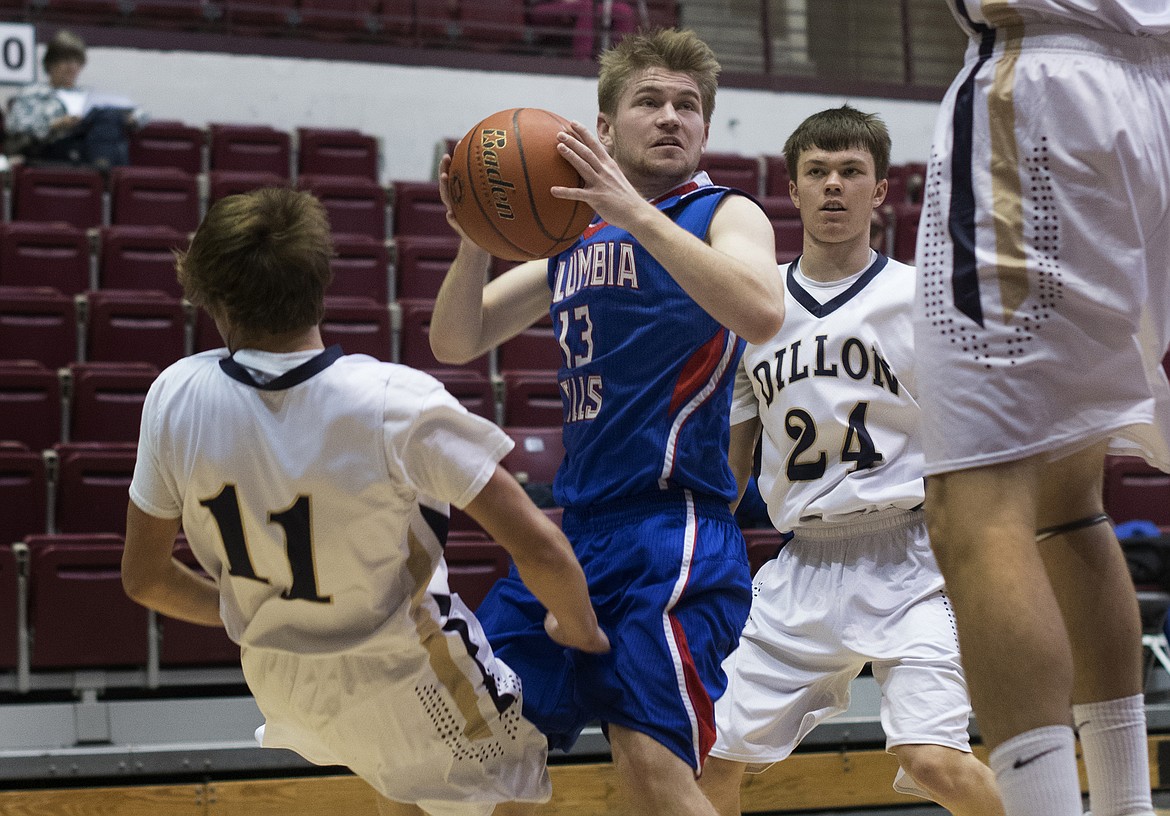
[{"x1": 0, "y1": 23, "x2": 36, "y2": 85}]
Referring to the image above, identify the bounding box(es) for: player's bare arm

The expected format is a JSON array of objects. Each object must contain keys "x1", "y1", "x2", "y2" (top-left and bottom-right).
[
  {"x1": 464, "y1": 466, "x2": 610, "y2": 655},
  {"x1": 122, "y1": 502, "x2": 222, "y2": 627},
  {"x1": 552, "y1": 121, "x2": 783, "y2": 344},
  {"x1": 728, "y1": 417, "x2": 761, "y2": 512},
  {"x1": 430, "y1": 153, "x2": 553, "y2": 364}
]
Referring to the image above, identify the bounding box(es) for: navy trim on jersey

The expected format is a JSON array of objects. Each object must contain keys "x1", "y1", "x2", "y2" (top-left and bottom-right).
[
  {"x1": 661, "y1": 185, "x2": 733, "y2": 219},
  {"x1": 433, "y1": 593, "x2": 517, "y2": 714},
  {"x1": 419, "y1": 504, "x2": 450, "y2": 547},
  {"x1": 219, "y1": 345, "x2": 344, "y2": 390},
  {"x1": 785, "y1": 253, "x2": 889, "y2": 318},
  {"x1": 948, "y1": 26, "x2": 997, "y2": 328},
  {"x1": 951, "y1": 0, "x2": 992, "y2": 38}
]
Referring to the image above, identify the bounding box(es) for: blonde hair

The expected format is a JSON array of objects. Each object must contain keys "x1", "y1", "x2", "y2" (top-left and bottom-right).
[{"x1": 598, "y1": 29, "x2": 720, "y2": 124}]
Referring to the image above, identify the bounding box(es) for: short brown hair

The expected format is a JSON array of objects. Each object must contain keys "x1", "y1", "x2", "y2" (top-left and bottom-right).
[
  {"x1": 43, "y1": 30, "x2": 86, "y2": 72},
  {"x1": 177, "y1": 188, "x2": 334, "y2": 336},
  {"x1": 783, "y1": 105, "x2": 892, "y2": 181},
  {"x1": 598, "y1": 28, "x2": 720, "y2": 124}
]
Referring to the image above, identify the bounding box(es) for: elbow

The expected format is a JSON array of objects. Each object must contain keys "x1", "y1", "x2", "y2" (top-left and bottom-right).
[
  {"x1": 122, "y1": 568, "x2": 160, "y2": 611},
  {"x1": 738, "y1": 301, "x2": 785, "y2": 345},
  {"x1": 428, "y1": 333, "x2": 477, "y2": 366}
]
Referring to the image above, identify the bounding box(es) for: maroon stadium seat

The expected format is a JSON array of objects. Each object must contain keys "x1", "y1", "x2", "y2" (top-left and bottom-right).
[
  {"x1": 65, "y1": 361, "x2": 159, "y2": 444},
  {"x1": 1105, "y1": 456, "x2": 1170, "y2": 527},
  {"x1": 394, "y1": 235, "x2": 460, "y2": 301},
  {"x1": 11, "y1": 165, "x2": 104, "y2": 230},
  {"x1": 298, "y1": 127, "x2": 379, "y2": 181},
  {"x1": 109, "y1": 166, "x2": 200, "y2": 232},
  {"x1": 500, "y1": 426, "x2": 564, "y2": 487},
  {"x1": 24, "y1": 532, "x2": 148, "y2": 669},
  {"x1": 0, "y1": 543, "x2": 17, "y2": 669},
  {"x1": 0, "y1": 360, "x2": 62, "y2": 451},
  {"x1": 391, "y1": 180, "x2": 454, "y2": 238},
  {"x1": 429, "y1": 368, "x2": 496, "y2": 421},
  {"x1": 502, "y1": 370, "x2": 561, "y2": 427},
  {"x1": 0, "y1": 286, "x2": 79, "y2": 369},
  {"x1": 320, "y1": 296, "x2": 392, "y2": 361},
  {"x1": 444, "y1": 532, "x2": 511, "y2": 611},
  {"x1": 53, "y1": 441, "x2": 138, "y2": 535},
  {"x1": 208, "y1": 123, "x2": 292, "y2": 178},
  {"x1": 330, "y1": 233, "x2": 390, "y2": 303},
  {"x1": 0, "y1": 221, "x2": 91, "y2": 296},
  {"x1": 85, "y1": 289, "x2": 187, "y2": 370},
  {"x1": 397, "y1": 298, "x2": 490, "y2": 376},
  {"x1": 129, "y1": 120, "x2": 206, "y2": 175},
  {"x1": 0, "y1": 442, "x2": 49, "y2": 547},
  {"x1": 97, "y1": 225, "x2": 188, "y2": 297},
  {"x1": 298, "y1": 174, "x2": 388, "y2": 240},
  {"x1": 698, "y1": 152, "x2": 763, "y2": 196}
]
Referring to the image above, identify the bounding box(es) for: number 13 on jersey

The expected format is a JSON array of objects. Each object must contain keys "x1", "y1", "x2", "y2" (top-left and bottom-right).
[{"x1": 558, "y1": 304, "x2": 603, "y2": 424}]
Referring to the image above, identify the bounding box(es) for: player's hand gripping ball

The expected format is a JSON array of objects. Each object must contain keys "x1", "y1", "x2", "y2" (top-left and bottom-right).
[{"x1": 448, "y1": 108, "x2": 594, "y2": 262}]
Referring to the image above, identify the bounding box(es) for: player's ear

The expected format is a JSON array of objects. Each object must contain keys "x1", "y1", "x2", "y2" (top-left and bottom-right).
[
  {"x1": 788, "y1": 179, "x2": 800, "y2": 208},
  {"x1": 873, "y1": 177, "x2": 888, "y2": 208},
  {"x1": 596, "y1": 112, "x2": 613, "y2": 149}
]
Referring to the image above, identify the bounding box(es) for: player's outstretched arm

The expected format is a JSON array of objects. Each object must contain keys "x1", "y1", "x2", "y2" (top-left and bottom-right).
[
  {"x1": 464, "y1": 467, "x2": 609, "y2": 654},
  {"x1": 550, "y1": 122, "x2": 784, "y2": 344},
  {"x1": 122, "y1": 501, "x2": 223, "y2": 627},
  {"x1": 430, "y1": 153, "x2": 554, "y2": 364}
]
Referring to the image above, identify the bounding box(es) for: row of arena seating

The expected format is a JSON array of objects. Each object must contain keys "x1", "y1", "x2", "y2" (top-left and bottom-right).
[
  {"x1": 1, "y1": 164, "x2": 389, "y2": 238},
  {"x1": 0, "y1": 0, "x2": 679, "y2": 53},
  {"x1": 0, "y1": 354, "x2": 560, "y2": 449},
  {"x1": 0, "y1": 165, "x2": 923, "y2": 277},
  {"x1": 0, "y1": 439, "x2": 1166, "y2": 687}
]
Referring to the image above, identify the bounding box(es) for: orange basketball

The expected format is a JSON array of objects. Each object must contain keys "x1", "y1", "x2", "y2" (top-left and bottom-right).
[{"x1": 447, "y1": 108, "x2": 594, "y2": 262}]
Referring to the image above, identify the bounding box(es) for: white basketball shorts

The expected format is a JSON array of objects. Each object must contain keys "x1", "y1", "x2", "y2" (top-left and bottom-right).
[
  {"x1": 711, "y1": 510, "x2": 972, "y2": 777},
  {"x1": 243, "y1": 590, "x2": 551, "y2": 815},
  {"x1": 913, "y1": 25, "x2": 1170, "y2": 475}
]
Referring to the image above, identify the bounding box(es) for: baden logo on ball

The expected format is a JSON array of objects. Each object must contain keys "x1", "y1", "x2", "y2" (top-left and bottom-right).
[{"x1": 448, "y1": 108, "x2": 594, "y2": 262}]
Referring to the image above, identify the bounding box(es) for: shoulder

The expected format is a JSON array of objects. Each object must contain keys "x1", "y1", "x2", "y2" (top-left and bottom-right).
[
  {"x1": 148, "y1": 350, "x2": 227, "y2": 395},
  {"x1": 331, "y1": 355, "x2": 455, "y2": 418}
]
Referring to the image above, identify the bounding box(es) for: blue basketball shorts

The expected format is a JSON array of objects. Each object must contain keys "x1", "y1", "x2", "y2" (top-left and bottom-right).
[{"x1": 475, "y1": 488, "x2": 752, "y2": 772}]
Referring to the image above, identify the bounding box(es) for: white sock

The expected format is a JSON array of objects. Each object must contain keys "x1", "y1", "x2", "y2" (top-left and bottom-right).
[
  {"x1": 988, "y1": 725, "x2": 1083, "y2": 816},
  {"x1": 1074, "y1": 694, "x2": 1155, "y2": 816}
]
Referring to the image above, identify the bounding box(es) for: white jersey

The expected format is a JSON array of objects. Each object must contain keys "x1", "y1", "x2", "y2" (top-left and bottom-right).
[
  {"x1": 947, "y1": 0, "x2": 1170, "y2": 39},
  {"x1": 732, "y1": 255, "x2": 924, "y2": 532},
  {"x1": 130, "y1": 346, "x2": 513, "y2": 656}
]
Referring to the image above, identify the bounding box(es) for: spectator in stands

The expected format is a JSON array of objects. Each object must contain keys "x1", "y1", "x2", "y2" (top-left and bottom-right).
[
  {"x1": 121, "y1": 187, "x2": 608, "y2": 816},
  {"x1": 6, "y1": 30, "x2": 143, "y2": 168}
]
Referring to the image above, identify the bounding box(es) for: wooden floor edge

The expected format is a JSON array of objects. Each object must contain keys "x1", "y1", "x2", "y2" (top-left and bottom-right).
[{"x1": 0, "y1": 735, "x2": 1166, "y2": 815}]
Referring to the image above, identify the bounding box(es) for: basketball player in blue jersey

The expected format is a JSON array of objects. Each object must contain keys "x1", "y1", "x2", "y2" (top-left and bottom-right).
[
  {"x1": 120, "y1": 188, "x2": 608, "y2": 816},
  {"x1": 431, "y1": 28, "x2": 782, "y2": 816},
  {"x1": 698, "y1": 106, "x2": 1004, "y2": 816},
  {"x1": 912, "y1": 3, "x2": 1170, "y2": 814}
]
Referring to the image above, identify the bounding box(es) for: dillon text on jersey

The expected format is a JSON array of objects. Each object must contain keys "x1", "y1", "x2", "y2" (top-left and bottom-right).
[{"x1": 750, "y1": 333, "x2": 900, "y2": 407}]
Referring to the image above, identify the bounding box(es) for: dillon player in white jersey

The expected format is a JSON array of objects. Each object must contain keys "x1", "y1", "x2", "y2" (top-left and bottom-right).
[
  {"x1": 120, "y1": 188, "x2": 608, "y2": 816},
  {"x1": 699, "y1": 107, "x2": 1004, "y2": 816},
  {"x1": 911, "y1": 3, "x2": 1170, "y2": 815}
]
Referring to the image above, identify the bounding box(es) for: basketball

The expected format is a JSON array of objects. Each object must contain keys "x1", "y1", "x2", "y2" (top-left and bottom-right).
[{"x1": 447, "y1": 108, "x2": 594, "y2": 262}]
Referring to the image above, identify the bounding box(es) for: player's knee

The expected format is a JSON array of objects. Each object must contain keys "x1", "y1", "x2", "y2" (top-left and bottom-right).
[
  {"x1": 698, "y1": 756, "x2": 746, "y2": 799},
  {"x1": 898, "y1": 746, "x2": 989, "y2": 801}
]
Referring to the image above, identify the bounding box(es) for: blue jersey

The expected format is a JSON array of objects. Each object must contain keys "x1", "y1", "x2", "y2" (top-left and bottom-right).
[{"x1": 547, "y1": 173, "x2": 747, "y2": 508}]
